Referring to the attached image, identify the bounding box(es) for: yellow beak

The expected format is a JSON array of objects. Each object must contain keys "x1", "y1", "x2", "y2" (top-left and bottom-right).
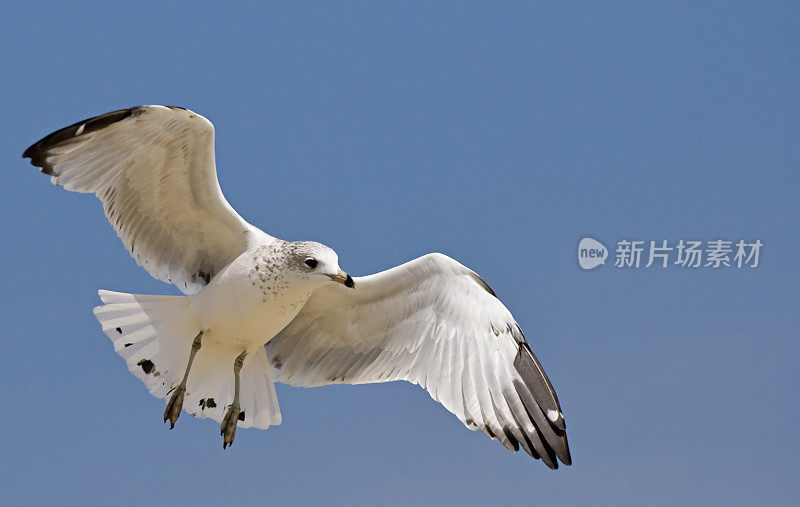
[{"x1": 331, "y1": 270, "x2": 355, "y2": 289}]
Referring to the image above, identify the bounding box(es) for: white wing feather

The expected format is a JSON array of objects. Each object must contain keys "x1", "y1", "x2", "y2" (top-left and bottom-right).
[
  {"x1": 267, "y1": 253, "x2": 571, "y2": 468},
  {"x1": 23, "y1": 105, "x2": 269, "y2": 294}
]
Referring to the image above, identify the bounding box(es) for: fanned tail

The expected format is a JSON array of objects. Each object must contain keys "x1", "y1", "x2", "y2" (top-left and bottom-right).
[{"x1": 93, "y1": 290, "x2": 281, "y2": 429}]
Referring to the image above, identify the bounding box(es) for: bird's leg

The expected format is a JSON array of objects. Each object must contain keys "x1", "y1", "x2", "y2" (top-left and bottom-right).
[
  {"x1": 221, "y1": 350, "x2": 247, "y2": 449},
  {"x1": 163, "y1": 330, "x2": 203, "y2": 429}
]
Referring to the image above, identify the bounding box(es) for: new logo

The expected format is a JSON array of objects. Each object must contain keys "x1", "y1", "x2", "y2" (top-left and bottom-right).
[{"x1": 578, "y1": 237, "x2": 607, "y2": 270}]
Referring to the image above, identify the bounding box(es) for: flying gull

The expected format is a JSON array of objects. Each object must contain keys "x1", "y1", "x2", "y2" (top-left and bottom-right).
[{"x1": 23, "y1": 105, "x2": 571, "y2": 467}]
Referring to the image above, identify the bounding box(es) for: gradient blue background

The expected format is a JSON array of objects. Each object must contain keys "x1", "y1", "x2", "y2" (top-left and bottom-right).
[{"x1": 1, "y1": 2, "x2": 798, "y2": 505}]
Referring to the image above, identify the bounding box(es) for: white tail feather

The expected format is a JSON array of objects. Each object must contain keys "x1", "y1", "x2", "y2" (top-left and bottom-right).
[{"x1": 93, "y1": 289, "x2": 281, "y2": 429}]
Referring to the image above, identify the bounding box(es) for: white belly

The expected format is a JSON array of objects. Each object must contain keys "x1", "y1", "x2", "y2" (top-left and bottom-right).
[{"x1": 189, "y1": 251, "x2": 312, "y2": 356}]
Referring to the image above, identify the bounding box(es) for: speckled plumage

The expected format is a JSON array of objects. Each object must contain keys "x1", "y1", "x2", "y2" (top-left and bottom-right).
[{"x1": 248, "y1": 241, "x2": 337, "y2": 302}]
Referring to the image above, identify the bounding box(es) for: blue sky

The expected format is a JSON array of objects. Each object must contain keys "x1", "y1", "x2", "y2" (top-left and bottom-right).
[{"x1": 1, "y1": 1, "x2": 798, "y2": 505}]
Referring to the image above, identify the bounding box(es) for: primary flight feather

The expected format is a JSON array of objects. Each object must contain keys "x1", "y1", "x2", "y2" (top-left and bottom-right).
[{"x1": 23, "y1": 105, "x2": 571, "y2": 467}]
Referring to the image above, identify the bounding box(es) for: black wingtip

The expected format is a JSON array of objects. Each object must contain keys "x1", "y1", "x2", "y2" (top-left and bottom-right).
[
  {"x1": 511, "y1": 339, "x2": 573, "y2": 467},
  {"x1": 514, "y1": 342, "x2": 567, "y2": 432},
  {"x1": 22, "y1": 107, "x2": 140, "y2": 173},
  {"x1": 560, "y1": 439, "x2": 572, "y2": 466},
  {"x1": 513, "y1": 378, "x2": 570, "y2": 466}
]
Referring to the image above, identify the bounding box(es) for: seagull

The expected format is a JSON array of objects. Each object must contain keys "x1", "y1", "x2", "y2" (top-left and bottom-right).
[{"x1": 23, "y1": 105, "x2": 571, "y2": 467}]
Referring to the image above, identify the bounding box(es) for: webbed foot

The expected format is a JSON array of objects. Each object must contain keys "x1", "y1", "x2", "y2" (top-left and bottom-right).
[
  {"x1": 221, "y1": 402, "x2": 241, "y2": 449},
  {"x1": 164, "y1": 385, "x2": 186, "y2": 429}
]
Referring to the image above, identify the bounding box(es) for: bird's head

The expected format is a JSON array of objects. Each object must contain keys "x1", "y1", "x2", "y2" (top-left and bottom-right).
[{"x1": 287, "y1": 241, "x2": 355, "y2": 290}]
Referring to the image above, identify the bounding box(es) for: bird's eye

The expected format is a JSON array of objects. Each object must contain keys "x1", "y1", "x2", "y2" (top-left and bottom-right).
[{"x1": 304, "y1": 258, "x2": 318, "y2": 269}]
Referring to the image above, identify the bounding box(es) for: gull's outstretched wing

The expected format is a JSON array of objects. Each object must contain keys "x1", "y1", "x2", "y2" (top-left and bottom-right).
[
  {"x1": 267, "y1": 253, "x2": 571, "y2": 468},
  {"x1": 23, "y1": 106, "x2": 269, "y2": 294}
]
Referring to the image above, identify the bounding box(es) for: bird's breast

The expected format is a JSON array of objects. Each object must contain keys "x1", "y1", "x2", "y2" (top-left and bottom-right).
[{"x1": 191, "y1": 260, "x2": 311, "y2": 352}]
